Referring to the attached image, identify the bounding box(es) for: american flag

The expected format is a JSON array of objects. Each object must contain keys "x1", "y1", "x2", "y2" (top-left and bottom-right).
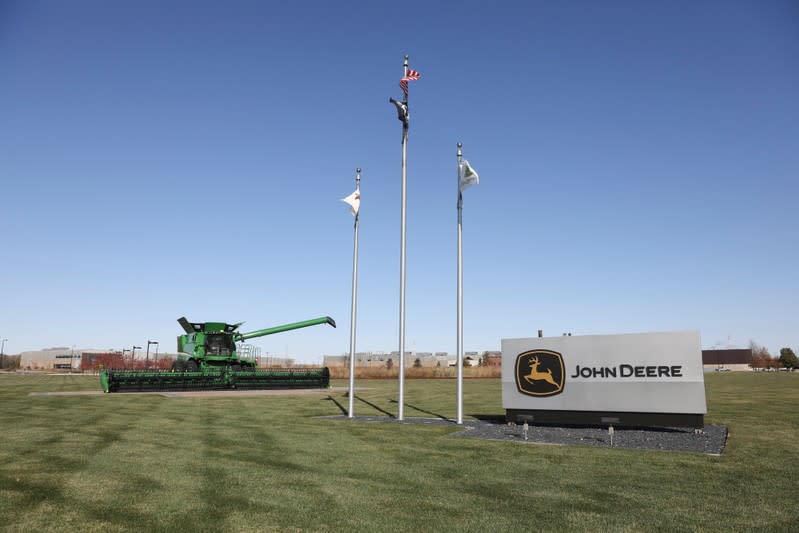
[{"x1": 399, "y1": 68, "x2": 421, "y2": 96}]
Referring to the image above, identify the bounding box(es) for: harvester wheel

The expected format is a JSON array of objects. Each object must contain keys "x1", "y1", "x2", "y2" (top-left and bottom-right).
[{"x1": 187, "y1": 360, "x2": 199, "y2": 372}]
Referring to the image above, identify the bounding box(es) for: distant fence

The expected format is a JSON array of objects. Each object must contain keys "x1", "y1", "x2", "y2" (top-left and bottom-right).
[{"x1": 328, "y1": 366, "x2": 501, "y2": 380}]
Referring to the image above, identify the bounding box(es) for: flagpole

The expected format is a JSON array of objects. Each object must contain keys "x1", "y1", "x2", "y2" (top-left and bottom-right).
[
  {"x1": 398, "y1": 54, "x2": 409, "y2": 421},
  {"x1": 347, "y1": 168, "x2": 361, "y2": 419},
  {"x1": 456, "y1": 143, "x2": 464, "y2": 425}
]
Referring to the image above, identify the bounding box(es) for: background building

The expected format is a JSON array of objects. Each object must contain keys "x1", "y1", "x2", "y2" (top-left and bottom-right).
[{"x1": 702, "y1": 349, "x2": 752, "y2": 371}]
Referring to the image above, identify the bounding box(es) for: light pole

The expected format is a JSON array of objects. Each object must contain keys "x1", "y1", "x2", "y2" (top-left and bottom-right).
[
  {"x1": 1, "y1": 338, "x2": 7, "y2": 369},
  {"x1": 131, "y1": 345, "x2": 141, "y2": 362},
  {"x1": 146, "y1": 340, "x2": 158, "y2": 369}
]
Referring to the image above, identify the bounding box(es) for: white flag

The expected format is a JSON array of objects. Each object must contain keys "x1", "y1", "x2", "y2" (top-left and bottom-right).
[
  {"x1": 341, "y1": 189, "x2": 360, "y2": 216},
  {"x1": 459, "y1": 159, "x2": 479, "y2": 192}
]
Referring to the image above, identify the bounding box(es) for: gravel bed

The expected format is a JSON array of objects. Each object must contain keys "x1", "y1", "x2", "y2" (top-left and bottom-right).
[{"x1": 322, "y1": 415, "x2": 728, "y2": 455}]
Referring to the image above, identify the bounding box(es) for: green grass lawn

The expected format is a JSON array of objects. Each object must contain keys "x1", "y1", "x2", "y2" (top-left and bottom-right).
[{"x1": 1, "y1": 372, "x2": 797, "y2": 532}]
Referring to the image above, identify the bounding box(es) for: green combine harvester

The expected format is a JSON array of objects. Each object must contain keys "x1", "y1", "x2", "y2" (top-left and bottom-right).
[{"x1": 100, "y1": 316, "x2": 335, "y2": 393}]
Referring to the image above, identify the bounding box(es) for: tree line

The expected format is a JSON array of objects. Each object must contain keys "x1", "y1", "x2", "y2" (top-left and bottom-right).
[{"x1": 750, "y1": 342, "x2": 798, "y2": 370}]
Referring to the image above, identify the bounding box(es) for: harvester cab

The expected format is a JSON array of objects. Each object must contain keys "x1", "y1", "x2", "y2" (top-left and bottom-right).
[
  {"x1": 99, "y1": 315, "x2": 336, "y2": 393},
  {"x1": 175, "y1": 317, "x2": 247, "y2": 371}
]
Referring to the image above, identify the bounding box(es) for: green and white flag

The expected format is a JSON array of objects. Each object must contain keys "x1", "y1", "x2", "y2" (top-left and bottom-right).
[
  {"x1": 458, "y1": 159, "x2": 479, "y2": 192},
  {"x1": 341, "y1": 189, "x2": 361, "y2": 216}
]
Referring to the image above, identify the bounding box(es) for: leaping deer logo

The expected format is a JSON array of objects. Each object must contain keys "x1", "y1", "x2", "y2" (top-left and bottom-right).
[
  {"x1": 524, "y1": 356, "x2": 560, "y2": 388},
  {"x1": 514, "y1": 350, "x2": 565, "y2": 396}
]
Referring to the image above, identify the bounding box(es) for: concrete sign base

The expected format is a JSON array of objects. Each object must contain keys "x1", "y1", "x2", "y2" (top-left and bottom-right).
[{"x1": 506, "y1": 409, "x2": 704, "y2": 429}]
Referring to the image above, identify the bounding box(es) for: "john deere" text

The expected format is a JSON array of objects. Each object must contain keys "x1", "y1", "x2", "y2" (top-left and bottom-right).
[{"x1": 570, "y1": 364, "x2": 683, "y2": 379}]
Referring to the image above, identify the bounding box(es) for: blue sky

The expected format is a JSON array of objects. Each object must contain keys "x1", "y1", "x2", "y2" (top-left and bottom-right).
[{"x1": 1, "y1": 1, "x2": 796, "y2": 361}]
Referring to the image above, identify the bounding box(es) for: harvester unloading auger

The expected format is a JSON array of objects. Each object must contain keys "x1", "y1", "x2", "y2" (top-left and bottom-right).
[{"x1": 100, "y1": 316, "x2": 335, "y2": 392}]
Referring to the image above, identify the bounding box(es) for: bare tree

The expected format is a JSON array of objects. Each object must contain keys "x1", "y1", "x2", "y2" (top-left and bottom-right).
[{"x1": 749, "y1": 340, "x2": 772, "y2": 369}]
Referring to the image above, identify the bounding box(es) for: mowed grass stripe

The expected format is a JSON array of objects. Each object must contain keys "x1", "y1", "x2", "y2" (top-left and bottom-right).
[{"x1": 1, "y1": 372, "x2": 798, "y2": 531}]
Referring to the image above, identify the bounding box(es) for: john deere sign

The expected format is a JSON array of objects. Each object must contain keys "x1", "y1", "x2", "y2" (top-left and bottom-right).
[{"x1": 502, "y1": 331, "x2": 707, "y2": 428}]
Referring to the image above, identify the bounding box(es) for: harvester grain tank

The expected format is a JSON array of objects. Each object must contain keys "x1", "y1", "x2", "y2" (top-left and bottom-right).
[{"x1": 100, "y1": 316, "x2": 335, "y2": 392}]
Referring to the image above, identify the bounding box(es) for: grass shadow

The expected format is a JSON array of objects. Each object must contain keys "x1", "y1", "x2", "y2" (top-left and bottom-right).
[
  {"x1": 390, "y1": 399, "x2": 449, "y2": 421},
  {"x1": 354, "y1": 395, "x2": 395, "y2": 418},
  {"x1": 324, "y1": 395, "x2": 347, "y2": 415}
]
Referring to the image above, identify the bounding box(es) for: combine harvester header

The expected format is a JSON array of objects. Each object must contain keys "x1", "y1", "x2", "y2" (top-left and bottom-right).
[{"x1": 100, "y1": 316, "x2": 336, "y2": 393}]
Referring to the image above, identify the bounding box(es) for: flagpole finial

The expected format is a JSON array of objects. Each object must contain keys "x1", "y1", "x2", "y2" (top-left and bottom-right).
[{"x1": 457, "y1": 143, "x2": 463, "y2": 158}]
